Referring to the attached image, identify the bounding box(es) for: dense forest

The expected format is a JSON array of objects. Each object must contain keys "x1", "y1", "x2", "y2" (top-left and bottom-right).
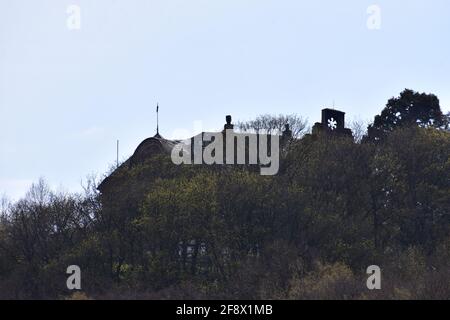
[{"x1": 1, "y1": 89, "x2": 450, "y2": 300}]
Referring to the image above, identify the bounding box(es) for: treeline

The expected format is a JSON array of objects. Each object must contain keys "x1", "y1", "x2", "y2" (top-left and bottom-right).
[{"x1": 0, "y1": 89, "x2": 450, "y2": 299}]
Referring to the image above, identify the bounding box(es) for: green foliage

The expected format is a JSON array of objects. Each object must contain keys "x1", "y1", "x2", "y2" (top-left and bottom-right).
[
  {"x1": 386, "y1": 89, "x2": 444, "y2": 126},
  {"x1": 0, "y1": 112, "x2": 449, "y2": 299},
  {"x1": 287, "y1": 262, "x2": 360, "y2": 300},
  {"x1": 367, "y1": 89, "x2": 448, "y2": 141}
]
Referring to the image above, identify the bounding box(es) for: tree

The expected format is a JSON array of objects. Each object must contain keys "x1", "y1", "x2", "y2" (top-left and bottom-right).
[
  {"x1": 383, "y1": 127, "x2": 450, "y2": 251},
  {"x1": 2, "y1": 108, "x2": 450, "y2": 299},
  {"x1": 445, "y1": 112, "x2": 450, "y2": 131},
  {"x1": 0, "y1": 179, "x2": 98, "y2": 298},
  {"x1": 236, "y1": 114, "x2": 308, "y2": 138},
  {"x1": 366, "y1": 89, "x2": 447, "y2": 141},
  {"x1": 349, "y1": 118, "x2": 369, "y2": 143}
]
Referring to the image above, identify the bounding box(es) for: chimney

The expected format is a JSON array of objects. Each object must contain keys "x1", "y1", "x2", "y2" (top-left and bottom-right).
[
  {"x1": 282, "y1": 124, "x2": 292, "y2": 139},
  {"x1": 322, "y1": 108, "x2": 345, "y2": 131},
  {"x1": 312, "y1": 108, "x2": 353, "y2": 137},
  {"x1": 224, "y1": 115, "x2": 234, "y2": 130}
]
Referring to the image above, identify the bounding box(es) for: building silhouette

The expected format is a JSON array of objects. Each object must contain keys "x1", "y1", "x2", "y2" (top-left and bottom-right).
[
  {"x1": 98, "y1": 108, "x2": 352, "y2": 193},
  {"x1": 312, "y1": 108, "x2": 353, "y2": 137}
]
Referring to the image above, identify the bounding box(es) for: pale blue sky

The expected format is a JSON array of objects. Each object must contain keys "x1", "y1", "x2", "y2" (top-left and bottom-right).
[{"x1": 1, "y1": 0, "x2": 449, "y2": 200}]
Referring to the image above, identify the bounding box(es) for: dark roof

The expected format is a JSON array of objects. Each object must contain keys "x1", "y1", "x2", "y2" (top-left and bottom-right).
[{"x1": 98, "y1": 134, "x2": 179, "y2": 192}]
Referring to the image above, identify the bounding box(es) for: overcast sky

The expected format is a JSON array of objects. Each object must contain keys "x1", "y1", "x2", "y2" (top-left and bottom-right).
[{"x1": 1, "y1": 0, "x2": 450, "y2": 200}]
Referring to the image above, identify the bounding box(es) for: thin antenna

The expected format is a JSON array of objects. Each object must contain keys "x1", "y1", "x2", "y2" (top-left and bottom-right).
[
  {"x1": 156, "y1": 103, "x2": 159, "y2": 135},
  {"x1": 116, "y1": 140, "x2": 119, "y2": 168}
]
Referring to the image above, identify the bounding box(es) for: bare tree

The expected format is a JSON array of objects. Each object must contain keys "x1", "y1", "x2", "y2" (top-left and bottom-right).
[
  {"x1": 349, "y1": 117, "x2": 369, "y2": 143},
  {"x1": 236, "y1": 114, "x2": 308, "y2": 138},
  {"x1": 25, "y1": 178, "x2": 51, "y2": 206},
  {"x1": 1, "y1": 194, "x2": 10, "y2": 217}
]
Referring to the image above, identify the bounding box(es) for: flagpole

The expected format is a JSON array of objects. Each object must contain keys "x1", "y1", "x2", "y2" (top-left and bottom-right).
[
  {"x1": 116, "y1": 140, "x2": 119, "y2": 168},
  {"x1": 156, "y1": 103, "x2": 159, "y2": 135}
]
